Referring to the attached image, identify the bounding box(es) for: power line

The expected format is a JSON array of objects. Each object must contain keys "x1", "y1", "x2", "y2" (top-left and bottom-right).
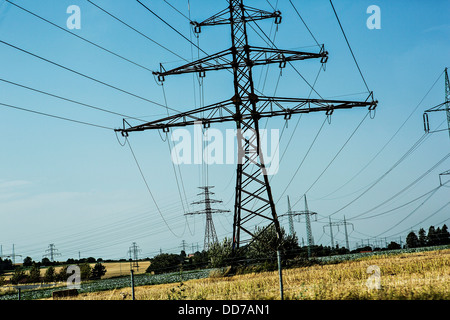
[
  {"x1": 317, "y1": 69, "x2": 446, "y2": 200},
  {"x1": 0, "y1": 78, "x2": 144, "y2": 122},
  {"x1": 125, "y1": 137, "x2": 184, "y2": 238},
  {"x1": 324, "y1": 133, "x2": 430, "y2": 219},
  {"x1": 329, "y1": 0, "x2": 370, "y2": 93},
  {"x1": 378, "y1": 198, "x2": 450, "y2": 238},
  {"x1": 135, "y1": 0, "x2": 213, "y2": 59},
  {"x1": 292, "y1": 111, "x2": 371, "y2": 208},
  {"x1": 352, "y1": 186, "x2": 441, "y2": 221},
  {"x1": 5, "y1": 0, "x2": 154, "y2": 73},
  {"x1": 348, "y1": 151, "x2": 450, "y2": 221},
  {"x1": 288, "y1": 0, "x2": 321, "y2": 47},
  {"x1": 86, "y1": 0, "x2": 188, "y2": 62},
  {"x1": 0, "y1": 101, "x2": 113, "y2": 130},
  {"x1": 276, "y1": 116, "x2": 328, "y2": 204},
  {"x1": 0, "y1": 39, "x2": 186, "y2": 114}
]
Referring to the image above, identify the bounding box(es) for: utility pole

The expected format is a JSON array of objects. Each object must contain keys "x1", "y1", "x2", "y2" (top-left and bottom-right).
[
  {"x1": 43, "y1": 244, "x2": 61, "y2": 263},
  {"x1": 128, "y1": 242, "x2": 141, "y2": 272},
  {"x1": 324, "y1": 217, "x2": 354, "y2": 250},
  {"x1": 116, "y1": 0, "x2": 377, "y2": 300},
  {"x1": 185, "y1": 186, "x2": 230, "y2": 251}
]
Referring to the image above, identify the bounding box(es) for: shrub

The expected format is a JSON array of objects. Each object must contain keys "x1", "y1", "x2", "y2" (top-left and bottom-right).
[{"x1": 146, "y1": 253, "x2": 182, "y2": 275}]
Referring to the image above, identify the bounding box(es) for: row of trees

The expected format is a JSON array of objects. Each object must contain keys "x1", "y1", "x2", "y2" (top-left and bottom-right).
[
  {"x1": 146, "y1": 224, "x2": 450, "y2": 275},
  {"x1": 146, "y1": 225, "x2": 344, "y2": 274},
  {"x1": 3, "y1": 262, "x2": 107, "y2": 285},
  {"x1": 406, "y1": 225, "x2": 450, "y2": 248}
]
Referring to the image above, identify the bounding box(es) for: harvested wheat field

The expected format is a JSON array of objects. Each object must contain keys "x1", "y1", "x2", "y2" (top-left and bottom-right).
[{"x1": 63, "y1": 248, "x2": 450, "y2": 300}]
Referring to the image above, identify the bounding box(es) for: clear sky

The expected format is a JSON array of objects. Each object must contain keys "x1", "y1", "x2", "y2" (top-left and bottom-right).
[{"x1": 0, "y1": 0, "x2": 449, "y2": 262}]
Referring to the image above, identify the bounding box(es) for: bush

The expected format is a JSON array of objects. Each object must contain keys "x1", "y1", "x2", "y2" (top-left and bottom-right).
[
  {"x1": 146, "y1": 253, "x2": 182, "y2": 274},
  {"x1": 11, "y1": 267, "x2": 27, "y2": 284},
  {"x1": 246, "y1": 225, "x2": 300, "y2": 261},
  {"x1": 91, "y1": 263, "x2": 107, "y2": 280},
  {"x1": 208, "y1": 238, "x2": 234, "y2": 268},
  {"x1": 28, "y1": 263, "x2": 41, "y2": 283},
  {"x1": 43, "y1": 266, "x2": 56, "y2": 283},
  {"x1": 79, "y1": 263, "x2": 92, "y2": 281}
]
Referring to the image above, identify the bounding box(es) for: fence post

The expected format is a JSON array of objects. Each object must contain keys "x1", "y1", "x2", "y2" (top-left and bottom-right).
[{"x1": 130, "y1": 269, "x2": 135, "y2": 300}]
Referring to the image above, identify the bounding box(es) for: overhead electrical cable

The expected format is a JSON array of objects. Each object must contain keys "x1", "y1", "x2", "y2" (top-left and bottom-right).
[
  {"x1": 329, "y1": 0, "x2": 370, "y2": 93},
  {"x1": 5, "y1": 0, "x2": 154, "y2": 73},
  {"x1": 317, "y1": 69, "x2": 446, "y2": 200},
  {"x1": 0, "y1": 39, "x2": 188, "y2": 116},
  {"x1": 0, "y1": 101, "x2": 113, "y2": 130},
  {"x1": 86, "y1": 0, "x2": 188, "y2": 62}
]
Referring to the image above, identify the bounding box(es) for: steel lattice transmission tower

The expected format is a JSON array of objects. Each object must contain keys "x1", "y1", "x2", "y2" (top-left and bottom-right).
[
  {"x1": 116, "y1": 0, "x2": 377, "y2": 255},
  {"x1": 43, "y1": 243, "x2": 61, "y2": 263},
  {"x1": 128, "y1": 242, "x2": 141, "y2": 271},
  {"x1": 423, "y1": 67, "x2": 450, "y2": 185},
  {"x1": 185, "y1": 186, "x2": 230, "y2": 251},
  {"x1": 323, "y1": 216, "x2": 354, "y2": 250},
  {"x1": 280, "y1": 195, "x2": 317, "y2": 257}
]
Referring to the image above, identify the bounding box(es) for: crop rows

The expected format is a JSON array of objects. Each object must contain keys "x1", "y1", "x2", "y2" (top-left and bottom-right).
[{"x1": 0, "y1": 269, "x2": 213, "y2": 300}]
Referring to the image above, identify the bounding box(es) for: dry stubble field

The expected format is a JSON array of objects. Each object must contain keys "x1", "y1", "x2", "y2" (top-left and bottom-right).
[{"x1": 63, "y1": 248, "x2": 450, "y2": 300}]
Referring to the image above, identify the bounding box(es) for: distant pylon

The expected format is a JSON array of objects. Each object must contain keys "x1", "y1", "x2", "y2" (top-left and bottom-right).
[
  {"x1": 43, "y1": 244, "x2": 61, "y2": 263},
  {"x1": 127, "y1": 242, "x2": 141, "y2": 271},
  {"x1": 185, "y1": 186, "x2": 230, "y2": 251},
  {"x1": 323, "y1": 216, "x2": 354, "y2": 250},
  {"x1": 2, "y1": 244, "x2": 22, "y2": 265},
  {"x1": 280, "y1": 194, "x2": 317, "y2": 257}
]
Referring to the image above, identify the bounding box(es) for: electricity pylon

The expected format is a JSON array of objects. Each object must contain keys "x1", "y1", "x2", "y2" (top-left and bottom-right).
[
  {"x1": 116, "y1": 0, "x2": 377, "y2": 256},
  {"x1": 424, "y1": 67, "x2": 450, "y2": 138},
  {"x1": 43, "y1": 243, "x2": 61, "y2": 263},
  {"x1": 423, "y1": 67, "x2": 450, "y2": 184},
  {"x1": 280, "y1": 195, "x2": 317, "y2": 257},
  {"x1": 1, "y1": 244, "x2": 22, "y2": 265},
  {"x1": 185, "y1": 186, "x2": 230, "y2": 251},
  {"x1": 323, "y1": 216, "x2": 354, "y2": 250},
  {"x1": 128, "y1": 242, "x2": 141, "y2": 271}
]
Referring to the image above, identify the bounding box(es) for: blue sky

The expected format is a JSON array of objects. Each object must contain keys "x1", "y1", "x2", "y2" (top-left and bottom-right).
[{"x1": 0, "y1": 0, "x2": 449, "y2": 262}]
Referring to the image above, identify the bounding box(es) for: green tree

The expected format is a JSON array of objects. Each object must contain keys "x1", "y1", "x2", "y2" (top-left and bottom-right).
[
  {"x1": 208, "y1": 238, "x2": 234, "y2": 268},
  {"x1": 11, "y1": 267, "x2": 27, "y2": 284},
  {"x1": 41, "y1": 257, "x2": 51, "y2": 267},
  {"x1": 43, "y1": 266, "x2": 56, "y2": 283},
  {"x1": 79, "y1": 263, "x2": 92, "y2": 281},
  {"x1": 427, "y1": 226, "x2": 438, "y2": 246},
  {"x1": 406, "y1": 231, "x2": 419, "y2": 248},
  {"x1": 440, "y1": 224, "x2": 450, "y2": 245},
  {"x1": 91, "y1": 263, "x2": 107, "y2": 280},
  {"x1": 387, "y1": 241, "x2": 401, "y2": 250},
  {"x1": 146, "y1": 253, "x2": 183, "y2": 274},
  {"x1": 246, "y1": 225, "x2": 300, "y2": 261},
  {"x1": 56, "y1": 265, "x2": 68, "y2": 282},
  {"x1": 23, "y1": 256, "x2": 33, "y2": 267},
  {"x1": 28, "y1": 263, "x2": 41, "y2": 283},
  {"x1": 418, "y1": 228, "x2": 427, "y2": 247}
]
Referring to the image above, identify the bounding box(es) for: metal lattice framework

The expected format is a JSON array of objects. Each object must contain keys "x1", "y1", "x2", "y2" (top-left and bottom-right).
[
  {"x1": 185, "y1": 186, "x2": 230, "y2": 251},
  {"x1": 280, "y1": 195, "x2": 317, "y2": 257},
  {"x1": 423, "y1": 67, "x2": 450, "y2": 137},
  {"x1": 116, "y1": 0, "x2": 377, "y2": 254},
  {"x1": 423, "y1": 67, "x2": 450, "y2": 184}
]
